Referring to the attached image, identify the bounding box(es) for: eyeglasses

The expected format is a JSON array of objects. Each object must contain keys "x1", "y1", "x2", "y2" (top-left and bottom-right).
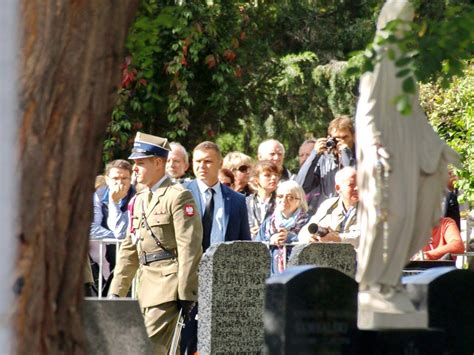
[
  {"x1": 276, "y1": 194, "x2": 300, "y2": 202},
  {"x1": 235, "y1": 165, "x2": 250, "y2": 173}
]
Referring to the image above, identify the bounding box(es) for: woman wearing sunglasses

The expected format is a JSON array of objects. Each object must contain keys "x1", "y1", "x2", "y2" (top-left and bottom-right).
[
  {"x1": 223, "y1": 151, "x2": 254, "y2": 196},
  {"x1": 256, "y1": 180, "x2": 309, "y2": 273}
]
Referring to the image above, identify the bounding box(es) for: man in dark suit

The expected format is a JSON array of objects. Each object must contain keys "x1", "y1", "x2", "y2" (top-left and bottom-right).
[
  {"x1": 181, "y1": 141, "x2": 250, "y2": 354},
  {"x1": 185, "y1": 141, "x2": 251, "y2": 249}
]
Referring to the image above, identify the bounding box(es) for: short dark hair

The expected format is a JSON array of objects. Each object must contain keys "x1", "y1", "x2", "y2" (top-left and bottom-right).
[
  {"x1": 104, "y1": 159, "x2": 133, "y2": 176},
  {"x1": 193, "y1": 141, "x2": 222, "y2": 160}
]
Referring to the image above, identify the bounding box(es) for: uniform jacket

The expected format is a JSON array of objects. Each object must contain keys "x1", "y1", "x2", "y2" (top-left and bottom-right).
[
  {"x1": 109, "y1": 177, "x2": 203, "y2": 307},
  {"x1": 185, "y1": 180, "x2": 251, "y2": 244}
]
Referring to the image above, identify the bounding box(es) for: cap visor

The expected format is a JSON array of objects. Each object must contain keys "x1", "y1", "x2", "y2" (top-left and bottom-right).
[{"x1": 128, "y1": 152, "x2": 156, "y2": 160}]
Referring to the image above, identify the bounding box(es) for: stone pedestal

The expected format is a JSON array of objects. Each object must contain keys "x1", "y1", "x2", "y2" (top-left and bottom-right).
[
  {"x1": 358, "y1": 308, "x2": 427, "y2": 329},
  {"x1": 288, "y1": 243, "x2": 356, "y2": 278},
  {"x1": 83, "y1": 299, "x2": 154, "y2": 355}
]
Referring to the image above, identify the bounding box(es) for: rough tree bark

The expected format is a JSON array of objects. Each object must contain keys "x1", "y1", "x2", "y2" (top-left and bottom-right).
[{"x1": 17, "y1": 1, "x2": 139, "y2": 353}]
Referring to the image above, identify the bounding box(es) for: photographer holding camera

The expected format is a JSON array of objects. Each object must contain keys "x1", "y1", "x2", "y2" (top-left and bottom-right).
[{"x1": 295, "y1": 116, "x2": 356, "y2": 215}]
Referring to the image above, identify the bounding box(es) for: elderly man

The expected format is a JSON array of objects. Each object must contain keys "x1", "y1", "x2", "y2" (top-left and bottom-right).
[
  {"x1": 166, "y1": 142, "x2": 190, "y2": 183},
  {"x1": 295, "y1": 116, "x2": 356, "y2": 215},
  {"x1": 109, "y1": 132, "x2": 202, "y2": 354},
  {"x1": 258, "y1": 139, "x2": 292, "y2": 181},
  {"x1": 298, "y1": 139, "x2": 316, "y2": 167},
  {"x1": 298, "y1": 167, "x2": 359, "y2": 247}
]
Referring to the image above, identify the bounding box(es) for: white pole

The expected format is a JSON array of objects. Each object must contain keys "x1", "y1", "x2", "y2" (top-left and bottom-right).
[{"x1": 0, "y1": 0, "x2": 18, "y2": 353}]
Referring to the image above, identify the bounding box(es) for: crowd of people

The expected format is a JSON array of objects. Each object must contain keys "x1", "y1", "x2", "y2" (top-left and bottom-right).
[{"x1": 87, "y1": 115, "x2": 465, "y2": 354}]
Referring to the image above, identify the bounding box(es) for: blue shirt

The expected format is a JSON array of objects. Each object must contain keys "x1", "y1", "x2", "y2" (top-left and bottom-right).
[{"x1": 196, "y1": 179, "x2": 225, "y2": 244}]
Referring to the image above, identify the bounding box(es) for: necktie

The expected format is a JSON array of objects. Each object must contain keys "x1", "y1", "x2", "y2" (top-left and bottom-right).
[
  {"x1": 145, "y1": 189, "x2": 153, "y2": 209},
  {"x1": 202, "y1": 188, "x2": 215, "y2": 251}
]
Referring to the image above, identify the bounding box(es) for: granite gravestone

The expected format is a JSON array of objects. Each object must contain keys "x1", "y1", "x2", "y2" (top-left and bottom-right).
[
  {"x1": 84, "y1": 299, "x2": 154, "y2": 355},
  {"x1": 198, "y1": 241, "x2": 271, "y2": 354},
  {"x1": 355, "y1": 329, "x2": 446, "y2": 355},
  {"x1": 404, "y1": 267, "x2": 474, "y2": 354},
  {"x1": 288, "y1": 243, "x2": 356, "y2": 278},
  {"x1": 264, "y1": 265, "x2": 358, "y2": 355}
]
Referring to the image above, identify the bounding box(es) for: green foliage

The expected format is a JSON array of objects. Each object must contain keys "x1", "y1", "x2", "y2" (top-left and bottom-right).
[
  {"x1": 347, "y1": 1, "x2": 474, "y2": 115},
  {"x1": 419, "y1": 64, "x2": 474, "y2": 204},
  {"x1": 104, "y1": 0, "x2": 380, "y2": 163}
]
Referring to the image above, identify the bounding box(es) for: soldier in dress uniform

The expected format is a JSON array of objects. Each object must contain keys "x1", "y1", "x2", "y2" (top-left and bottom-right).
[{"x1": 109, "y1": 132, "x2": 203, "y2": 354}]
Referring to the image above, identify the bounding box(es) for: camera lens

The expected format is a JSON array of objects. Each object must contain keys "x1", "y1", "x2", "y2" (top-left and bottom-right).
[{"x1": 326, "y1": 137, "x2": 337, "y2": 148}]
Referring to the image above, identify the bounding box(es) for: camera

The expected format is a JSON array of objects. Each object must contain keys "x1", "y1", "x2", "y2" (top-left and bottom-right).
[{"x1": 326, "y1": 137, "x2": 338, "y2": 149}]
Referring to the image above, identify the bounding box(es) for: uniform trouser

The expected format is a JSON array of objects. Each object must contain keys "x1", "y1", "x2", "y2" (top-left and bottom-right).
[{"x1": 143, "y1": 301, "x2": 180, "y2": 355}]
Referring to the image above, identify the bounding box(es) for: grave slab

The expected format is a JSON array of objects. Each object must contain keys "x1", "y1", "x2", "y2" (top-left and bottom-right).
[
  {"x1": 404, "y1": 267, "x2": 474, "y2": 354},
  {"x1": 288, "y1": 243, "x2": 356, "y2": 278},
  {"x1": 264, "y1": 265, "x2": 358, "y2": 355},
  {"x1": 198, "y1": 241, "x2": 271, "y2": 354},
  {"x1": 83, "y1": 299, "x2": 154, "y2": 355}
]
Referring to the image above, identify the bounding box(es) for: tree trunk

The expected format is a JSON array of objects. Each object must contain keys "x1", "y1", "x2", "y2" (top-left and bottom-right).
[{"x1": 17, "y1": 1, "x2": 139, "y2": 353}]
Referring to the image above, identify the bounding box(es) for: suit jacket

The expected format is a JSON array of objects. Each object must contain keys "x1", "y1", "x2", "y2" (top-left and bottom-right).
[
  {"x1": 109, "y1": 177, "x2": 203, "y2": 308},
  {"x1": 185, "y1": 180, "x2": 251, "y2": 244}
]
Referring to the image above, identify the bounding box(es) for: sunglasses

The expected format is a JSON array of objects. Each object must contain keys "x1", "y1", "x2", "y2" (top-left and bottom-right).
[{"x1": 235, "y1": 165, "x2": 250, "y2": 173}]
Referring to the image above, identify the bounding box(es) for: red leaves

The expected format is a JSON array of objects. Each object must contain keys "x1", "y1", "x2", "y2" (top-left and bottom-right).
[
  {"x1": 223, "y1": 49, "x2": 236, "y2": 62},
  {"x1": 234, "y1": 66, "x2": 243, "y2": 78},
  {"x1": 121, "y1": 56, "x2": 137, "y2": 88},
  {"x1": 121, "y1": 68, "x2": 136, "y2": 88},
  {"x1": 205, "y1": 54, "x2": 217, "y2": 69}
]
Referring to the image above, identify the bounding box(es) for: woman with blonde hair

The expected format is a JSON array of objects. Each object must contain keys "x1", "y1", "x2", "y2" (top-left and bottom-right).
[{"x1": 223, "y1": 151, "x2": 254, "y2": 196}]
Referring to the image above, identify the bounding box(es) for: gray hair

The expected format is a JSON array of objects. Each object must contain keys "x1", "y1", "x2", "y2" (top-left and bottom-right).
[
  {"x1": 335, "y1": 167, "x2": 356, "y2": 186},
  {"x1": 258, "y1": 139, "x2": 285, "y2": 156},
  {"x1": 276, "y1": 180, "x2": 308, "y2": 212},
  {"x1": 170, "y1": 142, "x2": 189, "y2": 162}
]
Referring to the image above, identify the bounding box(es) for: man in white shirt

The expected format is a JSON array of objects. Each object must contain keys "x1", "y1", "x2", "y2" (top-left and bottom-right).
[{"x1": 185, "y1": 141, "x2": 251, "y2": 250}]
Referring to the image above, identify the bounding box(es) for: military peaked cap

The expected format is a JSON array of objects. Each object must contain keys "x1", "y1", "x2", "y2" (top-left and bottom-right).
[{"x1": 128, "y1": 132, "x2": 171, "y2": 159}]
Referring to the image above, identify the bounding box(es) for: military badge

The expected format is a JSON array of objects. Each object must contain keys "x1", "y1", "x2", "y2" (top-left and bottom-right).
[{"x1": 184, "y1": 204, "x2": 195, "y2": 216}]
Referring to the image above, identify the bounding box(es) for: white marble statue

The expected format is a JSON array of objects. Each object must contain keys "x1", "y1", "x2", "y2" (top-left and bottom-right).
[{"x1": 355, "y1": 0, "x2": 460, "y2": 328}]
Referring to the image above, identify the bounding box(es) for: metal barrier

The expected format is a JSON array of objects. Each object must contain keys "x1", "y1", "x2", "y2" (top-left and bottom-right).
[
  {"x1": 89, "y1": 238, "x2": 137, "y2": 299},
  {"x1": 263, "y1": 242, "x2": 298, "y2": 274}
]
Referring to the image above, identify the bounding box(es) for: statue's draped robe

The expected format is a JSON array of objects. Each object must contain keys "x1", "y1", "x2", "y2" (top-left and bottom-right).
[{"x1": 355, "y1": 0, "x2": 459, "y2": 288}]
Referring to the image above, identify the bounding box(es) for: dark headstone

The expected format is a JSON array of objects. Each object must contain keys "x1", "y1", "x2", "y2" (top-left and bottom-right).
[
  {"x1": 198, "y1": 241, "x2": 271, "y2": 354},
  {"x1": 404, "y1": 267, "x2": 474, "y2": 354},
  {"x1": 288, "y1": 243, "x2": 356, "y2": 278},
  {"x1": 356, "y1": 329, "x2": 446, "y2": 355},
  {"x1": 264, "y1": 265, "x2": 358, "y2": 355},
  {"x1": 84, "y1": 299, "x2": 154, "y2": 355}
]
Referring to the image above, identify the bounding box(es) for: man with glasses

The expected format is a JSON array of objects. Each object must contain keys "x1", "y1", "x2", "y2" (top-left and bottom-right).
[
  {"x1": 89, "y1": 159, "x2": 136, "y2": 295},
  {"x1": 298, "y1": 167, "x2": 359, "y2": 247}
]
